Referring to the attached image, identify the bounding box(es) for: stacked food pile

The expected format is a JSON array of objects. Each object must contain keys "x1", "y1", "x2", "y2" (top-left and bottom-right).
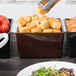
[
  {"x1": 17, "y1": 14, "x2": 61, "y2": 33},
  {"x1": 66, "y1": 17, "x2": 76, "y2": 32}
]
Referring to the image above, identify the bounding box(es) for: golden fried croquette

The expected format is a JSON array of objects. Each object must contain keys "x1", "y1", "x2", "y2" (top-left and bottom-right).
[
  {"x1": 39, "y1": 15, "x2": 48, "y2": 23},
  {"x1": 32, "y1": 14, "x2": 39, "y2": 17},
  {"x1": 18, "y1": 27, "x2": 30, "y2": 33},
  {"x1": 49, "y1": 17, "x2": 60, "y2": 28},
  {"x1": 53, "y1": 21, "x2": 61, "y2": 30},
  {"x1": 43, "y1": 29, "x2": 53, "y2": 33},
  {"x1": 18, "y1": 17, "x2": 27, "y2": 26},
  {"x1": 32, "y1": 17, "x2": 39, "y2": 21},
  {"x1": 26, "y1": 23, "x2": 31, "y2": 27},
  {"x1": 36, "y1": 7, "x2": 48, "y2": 15},
  {"x1": 31, "y1": 20, "x2": 40, "y2": 26},
  {"x1": 40, "y1": 20, "x2": 50, "y2": 29},
  {"x1": 32, "y1": 14, "x2": 39, "y2": 21},
  {"x1": 27, "y1": 23, "x2": 37, "y2": 30},
  {"x1": 23, "y1": 16, "x2": 32, "y2": 23},
  {"x1": 31, "y1": 27, "x2": 42, "y2": 33},
  {"x1": 53, "y1": 29, "x2": 61, "y2": 33}
]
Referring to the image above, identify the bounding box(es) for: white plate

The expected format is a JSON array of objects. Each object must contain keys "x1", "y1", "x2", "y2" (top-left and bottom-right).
[{"x1": 17, "y1": 61, "x2": 76, "y2": 76}]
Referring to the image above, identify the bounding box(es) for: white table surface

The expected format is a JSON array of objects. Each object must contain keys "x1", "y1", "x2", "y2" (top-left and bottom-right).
[{"x1": 0, "y1": 1, "x2": 76, "y2": 32}]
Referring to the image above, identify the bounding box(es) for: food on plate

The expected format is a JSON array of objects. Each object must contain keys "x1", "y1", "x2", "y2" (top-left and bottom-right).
[
  {"x1": 66, "y1": 17, "x2": 76, "y2": 32},
  {"x1": 17, "y1": 14, "x2": 61, "y2": 33},
  {"x1": 0, "y1": 15, "x2": 10, "y2": 33},
  {"x1": 30, "y1": 66, "x2": 75, "y2": 76}
]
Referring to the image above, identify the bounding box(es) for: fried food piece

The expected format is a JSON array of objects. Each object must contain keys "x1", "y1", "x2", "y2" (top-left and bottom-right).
[
  {"x1": 53, "y1": 29, "x2": 61, "y2": 33},
  {"x1": 40, "y1": 20, "x2": 50, "y2": 29},
  {"x1": 53, "y1": 21, "x2": 61, "y2": 30},
  {"x1": 18, "y1": 27, "x2": 30, "y2": 33},
  {"x1": 28, "y1": 23, "x2": 37, "y2": 30},
  {"x1": 43, "y1": 29, "x2": 53, "y2": 33},
  {"x1": 32, "y1": 17, "x2": 39, "y2": 21},
  {"x1": 32, "y1": 16, "x2": 39, "y2": 21},
  {"x1": 49, "y1": 17, "x2": 60, "y2": 28},
  {"x1": 26, "y1": 21, "x2": 39, "y2": 27},
  {"x1": 37, "y1": 25, "x2": 42, "y2": 29},
  {"x1": 36, "y1": 6, "x2": 48, "y2": 15},
  {"x1": 39, "y1": 16, "x2": 48, "y2": 23},
  {"x1": 18, "y1": 17, "x2": 27, "y2": 26},
  {"x1": 31, "y1": 20, "x2": 40, "y2": 26},
  {"x1": 31, "y1": 27, "x2": 42, "y2": 33},
  {"x1": 32, "y1": 14, "x2": 39, "y2": 21},
  {"x1": 32, "y1": 14, "x2": 39, "y2": 17},
  {"x1": 17, "y1": 21, "x2": 22, "y2": 27},
  {"x1": 26, "y1": 23, "x2": 31, "y2": 27},
  {"x1": 19, "y1": 23, "x2": 37, "y2": 33},
  {"x1": 23, "y1": 16, "x2": 32, "y2": 23}
]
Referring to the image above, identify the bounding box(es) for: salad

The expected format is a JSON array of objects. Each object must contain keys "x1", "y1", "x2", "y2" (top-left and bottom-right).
[{"x1": 30, "y1": 66, "x2": 75, "y2": 76}]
